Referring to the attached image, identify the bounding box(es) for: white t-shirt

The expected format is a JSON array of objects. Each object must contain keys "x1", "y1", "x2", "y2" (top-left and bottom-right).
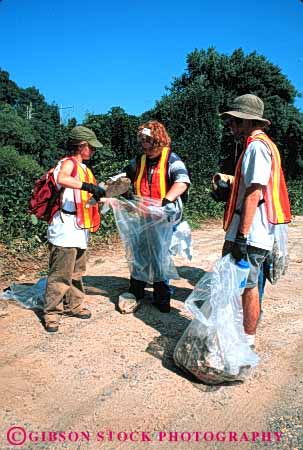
[
  {"x1": 225, "y1": 139, "x2": 275, "y2": 251},
  {"x1": 47, "y1": 160, "x2": 90, "y2": 249}
]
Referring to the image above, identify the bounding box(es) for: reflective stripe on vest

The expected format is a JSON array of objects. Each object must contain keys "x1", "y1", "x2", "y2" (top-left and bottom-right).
[
  {"x1": 73, "y1": 164, "x2": 100, "y2": 232},
  {"x1": 223, "y1": 133, "x2": 291, "y2": 231},
  {"x1": 250, "y1": 133, "x2": 291, "y2": 225},
  {"x1": 134, "y1": 147, "x2": 170, "y2": 199}
]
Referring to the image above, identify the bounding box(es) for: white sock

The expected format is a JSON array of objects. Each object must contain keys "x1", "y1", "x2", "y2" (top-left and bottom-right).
[{"x1": 245, "y1": 333, "x2": 256, "y2": 346}]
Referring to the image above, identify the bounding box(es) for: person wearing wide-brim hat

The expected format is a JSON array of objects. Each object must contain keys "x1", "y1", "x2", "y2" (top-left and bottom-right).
[{"x1": 219, "y1": 94, "x2": 291, "y2": 348}]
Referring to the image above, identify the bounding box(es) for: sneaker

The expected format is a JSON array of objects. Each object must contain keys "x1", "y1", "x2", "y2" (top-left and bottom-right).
[
  {"x1": 65, "y1": 308, "x2": 92, "y2": 319},
  {"x1": 152, "y1": 302, "x2": 171, "y2": 313}
]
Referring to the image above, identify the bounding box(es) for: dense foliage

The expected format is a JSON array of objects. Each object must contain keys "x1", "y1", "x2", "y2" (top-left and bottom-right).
[{"x1": 0, "y1": 48, "x2": 303, "y2": 248}]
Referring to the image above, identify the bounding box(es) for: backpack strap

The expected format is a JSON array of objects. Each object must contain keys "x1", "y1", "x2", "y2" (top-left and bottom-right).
[{"x1": 58, "y1": 156, "x2": 79, "y2": 221}]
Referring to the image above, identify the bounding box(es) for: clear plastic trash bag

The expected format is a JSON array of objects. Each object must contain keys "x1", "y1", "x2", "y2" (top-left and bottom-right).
[
  {"x1": 107, "y1": 196, "x2": 180, "y2": 283},
  {"x1": 169, "y1": 220, "x2": 193, "y2": 261},
  {"x1": 0, "y1": 278, "x2": 46, "y2": 310},
  {"x1": 264, "y1": 223, "x2": 289, "y2": 284},
  {"x1": 174, "y1": 254, "x2": 259, "y2": 384}
]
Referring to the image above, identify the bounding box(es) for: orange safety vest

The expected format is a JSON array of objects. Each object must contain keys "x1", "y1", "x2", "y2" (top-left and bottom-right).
[
  {"x1": 223, "y1": 133, "x2": 291, "y2": 232},
  {"x1": 72, "y1": 162, "x2": 100, "y2": 232},
  {"x1": 134, "y1": 147, "x2": 170, "y2": 200}
]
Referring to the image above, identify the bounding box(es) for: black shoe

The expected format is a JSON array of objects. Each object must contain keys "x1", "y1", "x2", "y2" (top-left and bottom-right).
[
  {"x1": 153, "y1": 303, "x2": 171, "y2": 313},
  {"x1": 45, "y1": 324, "x2": 59, "y2": 333}
]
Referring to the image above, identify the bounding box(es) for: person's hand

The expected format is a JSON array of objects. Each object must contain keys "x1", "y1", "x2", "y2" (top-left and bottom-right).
[
  {"x1": 211, "y1": 179, "x2": 231, "y2": 202},
  {"x1": 161, "y1": 198, "x2": 174, "y2": 207},
  {"x1": 232, "y1": 233, "x2": 248, "y2": 262},
  {"x1": 81, "y1": 182, "x2": 106, "y2": 201},
  {"x1": 161, "y1": 198, "x2": 177, "y2": 221}
]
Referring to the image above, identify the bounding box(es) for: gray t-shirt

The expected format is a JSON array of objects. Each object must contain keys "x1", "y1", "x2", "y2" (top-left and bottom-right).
[{"x1": 225, "y1": 139, "x2": 275, "y2": 251}]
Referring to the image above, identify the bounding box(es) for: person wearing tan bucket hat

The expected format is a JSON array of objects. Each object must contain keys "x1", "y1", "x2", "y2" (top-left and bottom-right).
[
  {"x1": 219, "y1": 94, "x2": 291, "y2": 348},
  {"x1": 220, "y1": 94, "x2": 271, "y2": 125}
]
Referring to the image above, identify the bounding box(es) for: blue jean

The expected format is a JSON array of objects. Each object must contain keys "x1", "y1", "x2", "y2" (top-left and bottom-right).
[{"x1": 258, "y1": 263, "x2": 266, "y2": 307}]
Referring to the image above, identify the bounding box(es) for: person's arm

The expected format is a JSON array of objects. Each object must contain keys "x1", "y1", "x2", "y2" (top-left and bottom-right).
[
  {"x1": 238, "y1": 183, "x2": 263, "y2": 235},
  {"x1": 164, "y1": 182, "x2": 188, "y2": 203},
  {"x1": 232, "y1": 184, "x2": 263, "y2": 261},
  {"x1": 57, "y1": 159, "x2": 82, "y2": 189},
  {"x1": 57, "y1": 159, "x2": 105, "y2": 199}
]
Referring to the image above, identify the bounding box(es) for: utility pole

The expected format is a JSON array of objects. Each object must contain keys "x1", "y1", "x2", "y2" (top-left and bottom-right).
[
  {"x1": 59, "y1": 105, "x2": 74, "y2": 125},
  {"x1": 26, "y1": 102, "x2": 33, "y2": 120}
]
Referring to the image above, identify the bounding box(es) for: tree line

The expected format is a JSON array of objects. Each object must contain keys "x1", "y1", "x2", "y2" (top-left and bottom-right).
[{"x1": 1, "y1": 48, "x2": 302, "y2": 247}]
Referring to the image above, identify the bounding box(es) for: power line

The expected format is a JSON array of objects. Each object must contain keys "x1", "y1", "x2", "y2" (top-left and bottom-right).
[{"x1": 59, "y1": 105, "x2": 74, "y2": 125}]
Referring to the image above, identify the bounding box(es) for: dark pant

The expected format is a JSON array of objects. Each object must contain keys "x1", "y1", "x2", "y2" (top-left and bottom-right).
[{"x1": 129, "y1": 277, "x2": 171, "y2": 305}]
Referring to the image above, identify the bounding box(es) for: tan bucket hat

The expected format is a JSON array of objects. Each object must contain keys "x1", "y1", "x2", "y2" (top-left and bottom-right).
[{"x1": 220, "y1": 94, "x2": 271, "y2": 125}]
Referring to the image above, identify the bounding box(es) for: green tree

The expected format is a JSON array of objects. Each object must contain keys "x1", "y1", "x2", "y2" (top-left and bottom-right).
[
  {"x1": 147, "y1": 48, "x2": 303, "y2": 180},
  {"x1": 0, "y1": 104, "x2": 35, "y2": 151},
  {"x1": 0, "y1": 146, "x2": 45, "y2": 245}
]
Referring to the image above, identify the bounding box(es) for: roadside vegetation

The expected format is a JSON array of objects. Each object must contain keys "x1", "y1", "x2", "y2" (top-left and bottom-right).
[{"x1": 0, "y1": 47, "x2": 302, "y2": 251}]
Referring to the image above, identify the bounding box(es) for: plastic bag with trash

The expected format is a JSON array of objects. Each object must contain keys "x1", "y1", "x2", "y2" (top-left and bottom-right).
[
  {"x1": 264, "y1": 223, "x2": 289, "y2": 284},
  {"x1": 107, "y1": 196, "x2": 180, "y2": 283},
  {"x1": 169, "y1": 220, "x2": 193, "y2": 260},
  {"x1": 173, "y1": 254, "x2": 259, "y2": 384},
  {"x1": 0, "y1": 278, "x2": 46, "y2": 310}
]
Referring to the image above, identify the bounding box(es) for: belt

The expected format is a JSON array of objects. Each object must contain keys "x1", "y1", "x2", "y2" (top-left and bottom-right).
[{"x1": 61, "y1": 209, "x2": 76, "y2": 215}]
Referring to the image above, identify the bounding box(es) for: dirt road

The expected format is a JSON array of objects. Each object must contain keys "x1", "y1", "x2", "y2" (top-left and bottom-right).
[{"x1": 0, "y1": 218, "x2": 302, "y2": 450}]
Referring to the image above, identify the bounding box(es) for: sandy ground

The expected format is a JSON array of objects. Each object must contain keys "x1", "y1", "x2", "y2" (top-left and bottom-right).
[{"x1": 0, "y1": 218, "x2": 302, "y2": 450}]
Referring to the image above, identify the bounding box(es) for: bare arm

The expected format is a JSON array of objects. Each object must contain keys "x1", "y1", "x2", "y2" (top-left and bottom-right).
[
  {"x1": 239, "y1": 183, "x2": 263, "y2": 235},
  {"x1": 164, "y1": 182, "x2": 188, "y2": 202},
  {"x1": 57, "y1": 160, "x2": 82, "y2": 189}
]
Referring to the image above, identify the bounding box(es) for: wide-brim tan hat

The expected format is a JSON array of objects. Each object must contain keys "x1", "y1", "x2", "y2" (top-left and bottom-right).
[{"x1": 220, "y1": 94, "x2": 271, "y2": 125}]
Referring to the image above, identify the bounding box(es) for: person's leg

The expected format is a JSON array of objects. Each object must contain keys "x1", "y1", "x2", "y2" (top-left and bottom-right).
[
  {"x1": 153, "y1": 280, "x2": 171, "y2": 313},
  {"x1": 129, "y1": 277, "x2": 146, "y2": 301},
  {"x1": 242, "y1": 286, "x2": 260, "y2": 335},
  {"x1": 63, "y1": 248, "x2": 89, "y2": 316},
  {"x1": 243, "y1": 246, "x2": 268, "y2": 345},
  {"x1": 257, "y1": 263, "x2": 266, "y2": 319},
  {"x1": 44, "y1": 245, "x2": 78, "y2": 331}
]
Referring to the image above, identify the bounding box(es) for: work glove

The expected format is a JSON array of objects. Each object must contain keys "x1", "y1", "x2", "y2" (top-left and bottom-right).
[
  {"x1": 161, "y1": 198, "x2": 174, "y2": 207},
  {"x1": 81, "y1": 182, "x2": 106, "y2": 201},
  {"x1": 232, "y1": 233, "x2": 248, "y2": 262},
  {"x1": 211, "y1": 179, "x2": 231, "y2": 202}
]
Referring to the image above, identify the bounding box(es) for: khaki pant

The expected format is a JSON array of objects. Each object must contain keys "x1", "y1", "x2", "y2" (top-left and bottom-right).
[{"x1": 44, "y1": 244, "x2": 87, "y2": 323}]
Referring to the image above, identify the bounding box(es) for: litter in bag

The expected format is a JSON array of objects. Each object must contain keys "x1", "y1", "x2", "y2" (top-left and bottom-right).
[
  {"x1": 169, "y1": 221, "x2": 193, "y2": 260},
  {"x1": 107, "y1": 196, "x2": 180, "y2": 284},
  {"x1": 0, "y1": 278, "x2": 46, "y2": 310},
  {"x1": 264, "y1": 224, "x2": 289, "y2": 285},
  {"x1": 174, "y1": 254, "x2": 259, "y2": 384}
]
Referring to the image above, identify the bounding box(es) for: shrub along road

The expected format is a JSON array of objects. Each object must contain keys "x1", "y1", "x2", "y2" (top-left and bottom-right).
[{"x1": 0, "y1": 218, "x2": 302, "y2": 450}]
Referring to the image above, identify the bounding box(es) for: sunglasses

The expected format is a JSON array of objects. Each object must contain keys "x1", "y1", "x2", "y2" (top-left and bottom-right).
[{"x1": 224, "y1": 117, "x2": 243, "y2": 127}]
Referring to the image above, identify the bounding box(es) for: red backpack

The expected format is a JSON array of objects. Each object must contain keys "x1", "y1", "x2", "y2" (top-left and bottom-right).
[{"x1": 28, "y1": 157, "x2": 77, "y2": 223}]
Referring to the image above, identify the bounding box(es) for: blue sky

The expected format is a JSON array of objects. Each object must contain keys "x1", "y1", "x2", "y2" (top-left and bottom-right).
[{"x1": 0, "y1": 0, "x2": 302, "y2": 123}]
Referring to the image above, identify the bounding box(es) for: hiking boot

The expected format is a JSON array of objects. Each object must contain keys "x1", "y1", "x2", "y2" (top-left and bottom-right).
[
  {"x1": 152, "y1": 302, "x2": 171, "y2": 313},
  {"x1": 45, "y1": 319, "x2": 59, "y2": 333},
  {"x1": 65, "y1": 308, "x2": 92, "y2": 319}
]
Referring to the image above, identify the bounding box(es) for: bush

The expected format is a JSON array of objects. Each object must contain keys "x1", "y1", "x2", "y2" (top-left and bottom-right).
[
  {"x1": 0, "y1": 146, "x2": 47, "y2": 247},
  {"x1": 183, "y1": 182, "x2": 224, "y2": 228},
  {"x1": 287, "y1": 180, "x2": 303, "y2": 216}
]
